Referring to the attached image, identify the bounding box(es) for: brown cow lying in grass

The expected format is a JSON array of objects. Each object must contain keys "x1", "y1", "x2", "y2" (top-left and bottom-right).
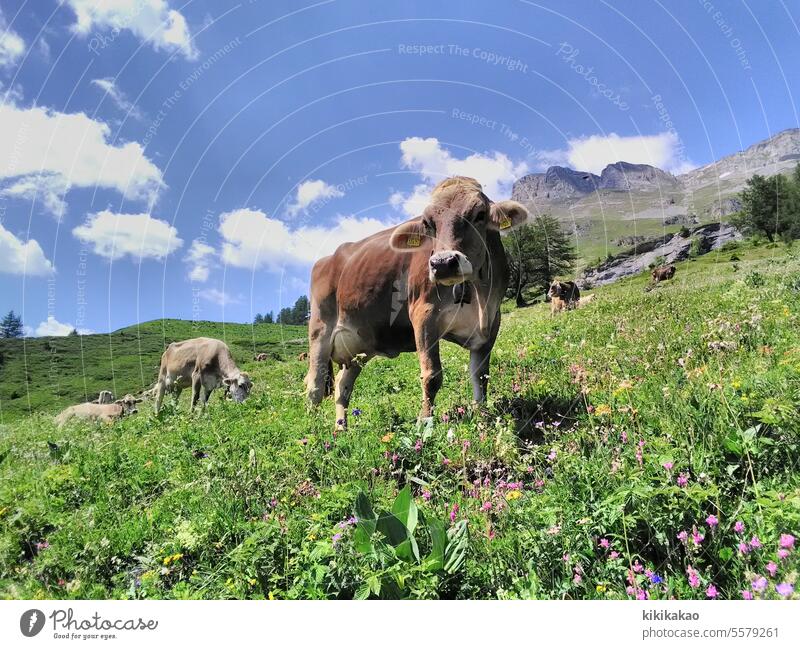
[
  {"x1": 652, "y1": 265, "x2": 677, "y2": 282},
  {"x1": 55, "y1": 394, "x2": 140, "y2": 427}
]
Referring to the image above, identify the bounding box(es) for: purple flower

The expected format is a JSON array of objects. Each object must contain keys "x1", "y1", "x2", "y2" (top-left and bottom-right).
[
  {"x1": 766, "y1": 561, "x2": 778, "y2": 577},
  {"x1": 332, "y1": 533, "x2": 342, "y2": 545},
  {"x1": 750, "y1": 535, "x2": 762, "y2": 549},
  {"x1": 692, "y1": 529, "x2": 705, "y2": 546},
  {"x1": 414, "y1": 439, "x2": 423, "y2": 452},
  {"x1": 751, "y1": 576, "x2": 768, "y2": 593},
  {"x1": 351, "y1": 408, "x2": 362, "y2": 416},
  {"x1": 778, "y1": 548, "x2": 789, "y2": 560},
  {"x1": 706, "y1": 514, "x2": 719, "y2": 528},
  {"x1": 734, "y1": 521, "x2": 745, "y2": 534},
  {"x1": 422, "y1": 491, "x2": 431, "y2": 501},
  {"x1": 609, "y1": 551, "x2": 620, "y2": 559},
  {"x1": 741, "y1": 590, "x2": 753, "y2": 600},
  {"x1": 677, "y1": 473, "x2": 689, "y2": 487},
  {"x1": 547, "y1": 449, "x2": 557, "y2": 461},
  {"x1": 779, "y1": 534, "x2": 795, "y2": 549},
  {"x1": 775, "y1": 583, "x2": 794, "y2": 598},
  {"x1": 738, "y1": 542, "x2": 750, "y2": 555}
]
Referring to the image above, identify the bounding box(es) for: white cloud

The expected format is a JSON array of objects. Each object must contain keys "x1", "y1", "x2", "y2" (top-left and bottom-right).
[
  {"x1": 0, "y1": 103, "x2": 165, "y2": 216},
  {"x1": 34, "y1": 316, "x2": 92, "y2": 337},
  {"x1": 91, "y1": 77, "x2": 144, "y2": 120},
  {"x1": 218, "y1": 208, "x2": 390, "y2": 269},
  {"x1": 185, "y1": 238, "x2": 214, "y2": 282},
  {"x1": 72, "y1": 210, "x2": 182, "y2": 261},
  {"x1": 199, "y1": 288, "x2": 241, "y2": 306},
  {"x1": 536, "y1": 132, "x2": 695, "y2": 175},
  {"x1": 0, "y1": 9, "x2": 25, "y2": 69},
  {"x1": 390, "y1": 137, "x2": 528, "y2": 217},
  {"x1": 67, "y1": 0, "x2": 197, "y2": 59},
  {"x1": 286, "y1": 179, "x2": 344, "y2": 217},
  {"x1": 0, "y1": 174, "x2": 69, "y2": 219},
  {"x1": 0, "y1": 222, "x2": 54, "y2": 276}
]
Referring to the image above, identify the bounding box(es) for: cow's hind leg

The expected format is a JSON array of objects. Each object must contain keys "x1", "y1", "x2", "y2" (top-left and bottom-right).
[
  {"x1": 469, "y1": 315, "x2": 501, "y2": 403},
  {"x1": 190, "y1": 371, "x2": 202, "y2": 411},
  {"x1": 154, "y1": 378, "x2": 166, "y2": 414},
  {"x1": 334, "y1": 363, "x2": 363, "y2": 430},
  {"x1": 305, "y1": 302, "x2": 336, "y2": 406}
]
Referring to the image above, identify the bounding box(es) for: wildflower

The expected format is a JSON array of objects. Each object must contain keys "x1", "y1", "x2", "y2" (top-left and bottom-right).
[
  {"x1": 632, "y1": 560, "x2": 644, "y2": 573},
  {"x1": 779, "y1": 534, "x2": 795, "y2": 549},
  {"x1": 636, "y1": 440, "x2": 644, "y2": 466},
  {"x1": 441, "y1": 414, "x2": 450, "y2": 423},
  {"x1": 505, "y1": 490, "x2": 522, "y2": 501},
  {"x1": 776, "y1": 583, "x2": 794, "y2": 598},
  {"x1": 650, "y1": 574, "x2": 663, "y2": 585},
  {"x1": 595, "y1": 404, "x2": 612, "y2": 416},
  {"x1": 706, "y1": 514, "x2": 719, "y2": 528},
  {"x1": 599, "y1": 538, "x2": 610, "y2": 549},
  {"x1": 352, "y1": 408, "x2": 361, "y2": 416},
  {"x1": 750, "y1": 535, "x2": 762, "y2": 549},
  {"x1": 677, "y1": 473, "x2": 689, "y2": 487},
  {"x1": 677, "y1": 530, "x2": 688, "y2": 544},
  {"x1": 442, "y1": 458, "x2": 451, "y2": 466},
  {"x1": 513, "y1": 382, "x2": 521, "y2": 393},
  {"x1": 662, "y1": 461, "x2": 673, "y2": 471},
  {"x1": 422, "y1": 491, "x2": 431, "y2": 501},
  {"x1": 686, "y1": 566, "x2": 700, "y2": 589},
  {"x1": 547, "y1": 449, "x2": 557, "y2": 461},
  {"x1": 751, "y1": 576, "x2": 767, "y2": 593},
  {"x1": 336, "y1": 419, "x2": 345, "y2": 427},
  {"x1": 547, "y1": 525, "x2": 561, "y2": 535},
  {"x1": 636, "y1": 589, "x2": 649, "y2": 600},
  {"x1": 620, "y1": 430, "x2": 628, "y2": 444},
  {"x1": 480, "y1": 501, "x2": 492, "y2": 512},
  {"x1": 706, "y1": 584, "x2": 718, "y2": 599},
  {"x1": 596, "y1": 584, "x2": 607, "y2": 593},
  {"x1": 742, "y1": 590, "x2": 753, "y2": 600},
  {"x1": 766, "y1": 561, "x2": 778, "y2": 577},
  {"x1": 332, "y1": 533, "x2": 342, "y2": 545},
  {"x1": 738, "y1": 542, "x2": 750, "y2": 555},
  {"x1": 449, "y1": 503, "x2": 459, "y2": 523},
  {"x1": 609, "y1": 551, "x2": 620, "y2": 559},
  {"x1": 462, "y1": 440, "x2": 471, "y2": 451},
  {"x1": 573, "y1": 573, "x2": 582, "y2": 585},
  {"x1": 414, "y1": 439, "x2": 423, "y2": 452},
  {"x1": 457, "y1": 406, "x2": 465, "y2": 415},
  {"x1": 34, "y1": 540, "x2": 49, "y2": 552},
  {"x1": 734, "y1": 521, "x2": 745, "y2": 533},
  {"x1": 692, "y1": 529, "x2": 705, "y2": 546},
  {"x1": 298, "y1": 438, "x2": 308, "y2": 446},
  {"x1": 381, "y1": 433, "x2": 394, "y2": 443},
  {"x1": 778, "y1": 549, "x2": 790, "y2": 560},
  {"x1": 391, "y1": 453, "x2": 398, "y2": 465}
]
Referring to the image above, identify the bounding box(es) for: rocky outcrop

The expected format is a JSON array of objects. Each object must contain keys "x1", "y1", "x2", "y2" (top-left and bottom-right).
[
  {"x1": 599, "y1": 161, "x2": 679, "y2": 191},
  {"x1": 706, "y1": 197, "x2": 742, "y2": 218},
  {"x1": 580, "y1": 222, "x2": 742, "y2": 287},
  {"x1": 512, "y1": 166, "x2": 600, "y2": 203},
  {"x1": 663, "y1": 214, "x2": 699, "y2": 225}
]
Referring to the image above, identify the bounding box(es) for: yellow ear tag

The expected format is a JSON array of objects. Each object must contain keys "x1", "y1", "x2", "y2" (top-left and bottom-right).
[
  {"x1": 406, "y1": 233, "x2": 421, "y2": 247},
  {"x1": 499, "y1": 216, "x2": 512, "y2": 230}
]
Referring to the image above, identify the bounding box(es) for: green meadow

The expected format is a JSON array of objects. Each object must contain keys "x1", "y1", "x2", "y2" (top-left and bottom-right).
[{"x1": 1, "y1": 240, "x2": 798, "y2": 599}]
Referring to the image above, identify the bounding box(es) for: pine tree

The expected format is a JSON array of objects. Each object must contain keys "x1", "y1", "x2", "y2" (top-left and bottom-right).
[
  {"x1": 253, "y1": 313, "x2": 264, "y2": 324},
  {"x1": 291, "y1": 295, "x2": 310, "y2": 325},
  {"x1": 502, "y1": 215, "x2": 577, "y2": 306},
  {"x1": 0, "y1": 310, "x2": 24, "y2": 338},
  {"x1": 263, "y1": 311, "x2": 274, "y2": 324}
]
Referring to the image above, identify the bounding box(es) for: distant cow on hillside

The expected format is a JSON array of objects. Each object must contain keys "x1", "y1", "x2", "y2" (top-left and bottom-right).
[
  {"x1": 305, "y1": 176, "x2": 529, "y2": 429},
  {"x1": 94, "y1": 390, "x2": 113, "y2": 404},
  {"x1": 154, "y1": 337, "x2": 252, "y2": 413},
  {"x1": 548, "y1": 280, "x2": 581, "y2": 316},
  {"x1": 652, "y1": 265, "x2": 677, "y2": 283},
  {"x1": 55, "y1": 394, "x2": 140, "y2": 427}
]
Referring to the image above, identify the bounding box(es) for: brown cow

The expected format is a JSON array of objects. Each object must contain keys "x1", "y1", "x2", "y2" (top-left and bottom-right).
[
  {"x1": 305, "y1": 176, "x2": 529, "y2": 429},
  {"x1": 652, "y1": 265, "x2": 677, "y2": 282},
  {"x1": 94, "y1": 390, "x2": 114, "y2": 404},
  {"x1": 154, "y1": 337, "x2": 252, "y2": 413},
  {"x1": 548, "y1": 280, "x2": 581, "y2": 315},
  {"x1": 55, "y1": 394, "x2": 140, "y2": 427},
  {"x1": 254, "y1": 353, "x2": 269, "y2": 362}
]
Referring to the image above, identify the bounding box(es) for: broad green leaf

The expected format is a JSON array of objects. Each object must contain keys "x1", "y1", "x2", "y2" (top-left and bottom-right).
[
  {"x1": 427, "y1": 518, "x2": 446, "y2": 571},
  {"x1": 354, "y1": 583, "x2": 370, "y2": 600},
  {"x1": 392, "y1": 485, "x2": 418, "y2": 534},
  {"x1": 377, "y1": 510, "x2": 408, "y2": 547},
  {"x1": 355, "y1": 492, "x2": 376, "y2": 536},
  {"x1": 444, "y1": 520, "x2": 468, "y2": 574}
]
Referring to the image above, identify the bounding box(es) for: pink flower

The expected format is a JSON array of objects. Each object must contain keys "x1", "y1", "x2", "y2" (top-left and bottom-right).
[
  {"x1": 441, "y1": 414, "x2": 450, "y2": 422},
  {"x1": 662, "y1": 461, "x2": 673, "y2": 471},
  {"x1": 776, "y1": 583, "x2": 794, "y2": 598},
  {"x1": 632, "y1": 560, "x2": 644, "y2": 573},
  {"x1": 738, "y1": 542, "x2": 750, "y2": 555},
  {"x1": 610, "y1": 551, "x2": 620, "y2": 559},
  {"x1": 677, "y1": 473, "x2": 689, "y2": 487},
  {"x1": 734, "y1": 521, "x2": 745, "y2": 533},
  {"x1": 691, "y1": 528, "x2": 705, "y2": 546},
  {"x1": 442, "y1": 458, "x2": 451, "y2": 466},
  {"x1": 414, "y1": 439, "x2": 423, "y2": 452},
  {"x1": 448, "y1": 503, "x2": 459, "y2": 523},
  {"x1": 706, "y1": 514, "x2": 719, "y2": 528},
  {"x1": 573, "y1": 573, "x2": 582, "y2": 585},
  {"x1": 677, "y1": 530, "x2": 688, "y2": 543},
  {"x1": 599, "y1": 538, "x2": 610, "y2": 549},
  {"x1": 480, "y1": 501, "x2": 492, "y2": 512},
  {"x1": 779, "y1": 534, "x2": 795, "y2": 549},
  {"x1": 422, "y1": 491, "x2": 431, "y2": 501},
  {"x1": 766, "y1": 561, "x2": 778, "y2": 577},
  {"x1": 547, "y1": 449, "x2": 557, "y2": 461},
  {"x1": 706, "y1": 584, "x2": 718, "y2": 599},
  {"x1": 741, "y1": 590, "x2": 753, "y2": 600},
  {"x1": 751, "y1": 576, "x2": 767, "y2": 593},
  {"x1": 462, "y1": 440, "x2": 471, "y2": 451},
  {"x1": 686, "y1": 566, "x2": 700, "y2": 589},
  {"x1": 749, "y1": 535, "x2": 762, "y2": 549},
  {"x1": 778, "y1": 549, "x2": 789, "y2": 560}
]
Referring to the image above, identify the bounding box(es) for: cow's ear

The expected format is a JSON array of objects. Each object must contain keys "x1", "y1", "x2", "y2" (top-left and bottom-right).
[
  {"x1": 489, "y1": 200, "x2": 529, "y2": 232},
  {"x1": 389, "y1": 219, "x2": 426, "y2": 251}
]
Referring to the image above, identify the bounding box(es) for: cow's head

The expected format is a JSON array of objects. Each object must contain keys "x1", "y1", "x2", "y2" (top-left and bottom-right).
[
  {"x1": 390, "y1": 177, "x2": 529, "y2": 286},
  {"x1": 115, "y1": 394, "x2": 142, "y2": 415},
  {"x1": 224, "y1": 372, "x2": 252, "y2": 402}
]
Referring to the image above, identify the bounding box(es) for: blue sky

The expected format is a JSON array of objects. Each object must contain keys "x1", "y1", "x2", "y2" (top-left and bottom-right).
[{"x1": 1, "y1": 0, "x2": 798, "y2": 335}]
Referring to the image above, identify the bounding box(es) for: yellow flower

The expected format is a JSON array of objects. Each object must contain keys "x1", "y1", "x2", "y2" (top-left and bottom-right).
[
  {"x1": 732, "y1": 380, "x2": 741, "y2": 389},
  {"x1": 381, "y1": 433, "x2": 394, "y2": 443},
  {"x1": 596, "y1": 584, "x2": 607, "y2": 593},
  {"x1": 595, "y1": 404, "x2": 612, "y2": 416},
  {"x1": 505, "y1": 490, "x2": 522, "y2": 501},
  {"x1": 268, "y1": 591, "x2": 276, "y2": 600},
  {"x1": 248, "y1": 578, "x2": 257, "y2": 586}
]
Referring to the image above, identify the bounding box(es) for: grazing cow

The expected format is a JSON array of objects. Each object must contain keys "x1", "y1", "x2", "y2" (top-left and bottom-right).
[
  {"x1": 94, "y1": 390, "x2": 114, "y2": 404},
  {"x1": 305, "y1": 176, "x2": 529, "y2": 429},
  {"x1": 548, "y1": 280, "x2": 581, "y2": 316},
  {"x1": 254, "y1": 353, "x2": 269, "y2": 362},
  {"x1": 154, "y1": 337, "x2": 252, "y2": 413},
  {"x1": 652, "y1": 265, "x2": 676, "y2": 282},
  {"x1": 55, "y1": 394, "x2": 140, "y2": 427}
]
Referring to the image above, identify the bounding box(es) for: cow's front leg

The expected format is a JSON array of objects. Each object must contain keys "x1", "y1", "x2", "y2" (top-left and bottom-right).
[
  {"x1": 414, "y1": 324, "x2": 442, "y2": 420},
  {"x1": 334, "y1": 363, "x2": 362, "y2": 430},
  {"x1": 469, "y1": 314, "x2": 500, "y2": 403}
]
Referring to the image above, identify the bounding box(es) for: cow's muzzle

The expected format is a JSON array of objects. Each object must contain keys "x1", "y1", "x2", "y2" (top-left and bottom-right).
[{"x1": 429, "y1": 251, "x2": 473, "y2": 286}]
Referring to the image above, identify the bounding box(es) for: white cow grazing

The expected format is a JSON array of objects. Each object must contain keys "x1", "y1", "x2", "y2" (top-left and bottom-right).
[
  {"x1": 55, "y1": 395, "x2": 140, "y2": 427},
  {"x1": 154, "y1": 337, "x2": 252, "y2": 413}
]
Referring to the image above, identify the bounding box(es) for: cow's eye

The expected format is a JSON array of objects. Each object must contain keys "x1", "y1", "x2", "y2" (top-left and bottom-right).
[{"x1": 474, "y1": 208, "x2": 487, "y2": 222}]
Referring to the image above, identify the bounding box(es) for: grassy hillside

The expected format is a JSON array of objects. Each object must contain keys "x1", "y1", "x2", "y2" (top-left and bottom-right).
[
  {"x1": 0, "y1": 319, "x2": 307, "y2": 422},
  {"x1": 1, "y1": 240, "x2": 799, "y2": 600}
]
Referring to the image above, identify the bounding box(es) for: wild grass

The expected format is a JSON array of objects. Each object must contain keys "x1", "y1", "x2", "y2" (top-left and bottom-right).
[{"x1": 0, "y1": 240, "x2": 798, "y2": 600}]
